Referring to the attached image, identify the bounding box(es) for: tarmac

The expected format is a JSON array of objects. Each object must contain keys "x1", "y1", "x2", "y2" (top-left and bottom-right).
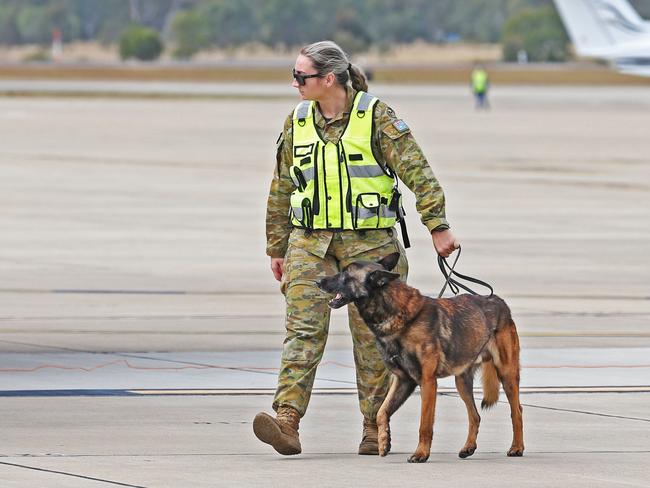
[{"x1": 0, "y1": 81, "x2": 648, "y2": 487}]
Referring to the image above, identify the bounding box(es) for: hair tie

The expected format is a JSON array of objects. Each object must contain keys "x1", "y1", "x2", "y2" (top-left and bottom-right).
[{"x1": 348, "y1": 63, "x2": 352, "y2": 71}]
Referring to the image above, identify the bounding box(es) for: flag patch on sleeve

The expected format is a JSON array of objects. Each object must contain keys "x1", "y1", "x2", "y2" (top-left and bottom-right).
[{"x1": 393, "y1": 120, "x2": 409, "y2": 132}]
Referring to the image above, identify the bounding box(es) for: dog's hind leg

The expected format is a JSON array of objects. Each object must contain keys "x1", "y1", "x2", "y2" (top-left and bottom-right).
[
  {"x1": 494, "y1": 321, "x2": 524, "y2": 457},
  {"x1": 377, "y1": 374, "x2": 416, "y2": 456},
  {"x1": 455, "y1": 369, "x2": 480, "y2": 458}
]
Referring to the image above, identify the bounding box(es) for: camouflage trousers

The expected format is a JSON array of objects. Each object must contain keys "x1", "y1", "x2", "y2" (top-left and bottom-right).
[{"x1": 273, "y1": 228, "x2": 408, "y2": 420}]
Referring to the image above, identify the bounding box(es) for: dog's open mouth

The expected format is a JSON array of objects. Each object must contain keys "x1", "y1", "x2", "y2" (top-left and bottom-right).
[{"x1": 328, "y1": 292, "x2": 349, "y2": 309}]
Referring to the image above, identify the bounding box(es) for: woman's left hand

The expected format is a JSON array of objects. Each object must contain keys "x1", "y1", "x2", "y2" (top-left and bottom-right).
[
  {"x1": 431, "y1": 229, "x2": 459, "y2": 258},
  {"x1": 271, "y1": 258, "x2": 285, "y2": 281}
]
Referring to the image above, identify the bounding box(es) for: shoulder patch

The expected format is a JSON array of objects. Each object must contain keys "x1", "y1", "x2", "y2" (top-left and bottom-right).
[
  {"x1": 393, "y1": 119, "x2": 409, "y2": 132},
  {"x1": 381, "y1": 120, "x2": 411, "y2": 141}
]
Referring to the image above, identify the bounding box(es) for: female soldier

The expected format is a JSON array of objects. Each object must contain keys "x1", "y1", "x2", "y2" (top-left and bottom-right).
[{"x1": 254, "y1": 40, "x2": 457, "y2": 456}]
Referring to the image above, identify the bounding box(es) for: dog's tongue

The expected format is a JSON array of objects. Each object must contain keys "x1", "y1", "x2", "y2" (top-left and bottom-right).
[{"x1": 328, "y1": 292, "x2": 343, "y2": 307}]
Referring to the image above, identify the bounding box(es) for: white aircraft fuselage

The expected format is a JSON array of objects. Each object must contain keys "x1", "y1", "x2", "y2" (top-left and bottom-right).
[{"x1": 553, "y1": 0, "x2": 650, "y2": 77}]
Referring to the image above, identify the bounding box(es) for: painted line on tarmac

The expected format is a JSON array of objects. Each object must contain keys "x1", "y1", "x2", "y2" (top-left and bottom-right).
[
  {"x1": 0, "y1": 90, "x2": 295, "y2": 101},
  {"x1": 1, "y1": 288, "x2": 649, "y2": 301},
  {"x1": 0, "y1": 389, "x2": 141, "y2": 397},
  {"x1": 1, "y1": 386, "x2": 649, "y2": 397},
  {"x1": 516, "y1": 401, "x2": 650, "y2": 423},
  {"x1": 1, "y1": 354, "x2": 649, "y2": 374},
  {"x1": 1, "y1": 329, "x2": 649, "y2": 338},
  {"x1": 0, "y1": 288, "x2": 279, "y2": 295},
  {"x1": 2, "y1": 450, "x2": 649, "y2": 459},
  {"x1": 128, "y1": 386, "x2": 650, "y2": 395},
  {"x1": 0, "y1": 460, "x2": 147, "y2": 487}
]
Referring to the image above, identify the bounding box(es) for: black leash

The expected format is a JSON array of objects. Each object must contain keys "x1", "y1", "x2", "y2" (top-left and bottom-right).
[
  {"x1": 398, "y1": 217, "x2": 411, "y2": 248},
  {"x1": 437, "y1": 245, "x2": 494, "y2": 298}
]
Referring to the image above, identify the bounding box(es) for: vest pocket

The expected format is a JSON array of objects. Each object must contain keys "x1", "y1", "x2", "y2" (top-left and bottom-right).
[
  {"x1": 294, "y1": 143, "x2": 314, "y2": 158},
  {"x1": 354, "y1": 192, "x2": 380, "y2": 229},
  {"x1": 292, "y1": 167, "x2": 308, "y2": 191},
  {"x1": 290, "y1": 195, "x2": 313, "y2": 228}
]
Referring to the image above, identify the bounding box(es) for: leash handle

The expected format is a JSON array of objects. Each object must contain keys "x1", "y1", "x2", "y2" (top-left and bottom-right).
[
  {"x1": 437, "y1": 245, "x2": 494, "y2": 298},
  {"x1": 437, "y1": 246, "x2": 461, "y2": 298}
]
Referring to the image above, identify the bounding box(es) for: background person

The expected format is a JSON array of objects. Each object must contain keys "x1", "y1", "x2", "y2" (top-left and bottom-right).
[
  {"x1": 471, "y1": 63, "x2": 490, "y2": 110},
  {"x1": 254, "y1": 40, "x2": 457, "y2": 456}
]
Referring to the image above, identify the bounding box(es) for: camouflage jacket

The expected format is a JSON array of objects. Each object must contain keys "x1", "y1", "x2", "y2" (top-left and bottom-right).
[{"x1": 266, "y1": 87, "x2": 449, "y2": 258}]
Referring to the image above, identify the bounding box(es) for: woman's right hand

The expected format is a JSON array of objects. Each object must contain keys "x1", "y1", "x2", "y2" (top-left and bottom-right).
[
  {"x1": 271, "y1": 258, "x2": 285, "y2": 281},
  {"x1": 432, "y1": 229, "x2": 459, "y2": 258}
]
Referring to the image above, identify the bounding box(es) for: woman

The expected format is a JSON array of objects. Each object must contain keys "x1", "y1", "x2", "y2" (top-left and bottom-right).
[{"x1": 254, "y1": 40, "x2": 457, "y2": 456}]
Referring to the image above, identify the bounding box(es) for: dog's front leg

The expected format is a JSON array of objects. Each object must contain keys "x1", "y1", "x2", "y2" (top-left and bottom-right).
[
  {"x1": 377, "y1": 373, "x2": 416, "y2": 456},
  {"x1": 409, "y1": 369, "x2": 438, "y2": 463}
]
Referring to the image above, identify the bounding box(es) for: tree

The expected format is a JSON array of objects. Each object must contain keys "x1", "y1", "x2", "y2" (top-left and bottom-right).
[
  {"x1": 257, "y1": 0, "x2": 330, "y2": 47},
  {"x1": 501, "y1": 5, "x2": 569, "y2": 62},
  {"x1": 119, "y1": 24, "x2": 164, "y2": 61},
  {"x1": 0, "y1": 3, "x2": 20, "y2": 44},
  {"x1": 67, "y1": 0, "x2": 124, "y2": 40},
  {"x1": 331, "y1": 7, "x2": 371, "y2": 54},
  {"x1": 170, "y1": 9, "x2": 209, "y2": 58},
  {"x1": 15, "y1": 2, "x2": 80, "y2": 44},
  {"x1": 196, "y1": 0, "x2": 259, "y2": 47},
  {"x1": 0, "y1": 0, "x2": 620, "y2": 52}
]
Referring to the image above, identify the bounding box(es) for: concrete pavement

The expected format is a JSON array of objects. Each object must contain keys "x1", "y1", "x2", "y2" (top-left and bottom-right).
[{"x1": 0, "y1": 83, "x2": 648, "y2": 486}]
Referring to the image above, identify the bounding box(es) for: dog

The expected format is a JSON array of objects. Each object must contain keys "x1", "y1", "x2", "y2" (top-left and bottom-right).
[{"x1": 317, "y1": 252, "x2": 524, "y2": 463}]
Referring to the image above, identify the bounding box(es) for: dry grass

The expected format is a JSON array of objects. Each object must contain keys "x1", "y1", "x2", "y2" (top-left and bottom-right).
[
  {"x1": 1, "y1": 63, "x2": 649, "y2": 86},
  {"x1": 0, "y1": 42, "x2": 118, "y2": 63},
  {"x1": 374, "y1": 64, "x2": 650, "y2": 85},
  {"x1": 0, "y1": 41, "x2": 499, "y2": 65},
  {"x1": 0, "y1": 41, "x2": 649, "y2": 86},
  {"x1": 364, "y1": 41, "x2": 502, "y2": 64}
]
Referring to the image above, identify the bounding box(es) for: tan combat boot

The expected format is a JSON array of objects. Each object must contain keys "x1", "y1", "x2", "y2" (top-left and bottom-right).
[
  {"x1": 253, "y1": 406, "x2": 301, "y2": 455},
  {"x1": 358, "y1": 417, "x2": 379, "y2": 455}
]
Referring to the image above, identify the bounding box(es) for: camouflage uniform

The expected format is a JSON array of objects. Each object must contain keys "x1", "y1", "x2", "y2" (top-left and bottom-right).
[{"x1": 266, "y1": 87, "x2": 449, "y2": 420}]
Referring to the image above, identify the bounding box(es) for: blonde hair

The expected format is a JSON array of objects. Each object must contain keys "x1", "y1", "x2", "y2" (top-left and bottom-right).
[{"x1": 300, "y1": 40, "x2": 368, "y2": 92}]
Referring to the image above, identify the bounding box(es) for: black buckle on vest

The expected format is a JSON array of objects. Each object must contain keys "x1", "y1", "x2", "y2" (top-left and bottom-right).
[
  {"x1": 356, "y1": 110, "x2": 366, "y2": 119},
  {"x1": 298, "y1": 118, "x2": 306, "y2": 127}
]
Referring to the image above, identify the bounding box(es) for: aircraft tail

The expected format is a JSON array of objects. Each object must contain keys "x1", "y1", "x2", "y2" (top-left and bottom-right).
[{"x1": 553, "y1": 0, "x2": 650, "y2": 56}]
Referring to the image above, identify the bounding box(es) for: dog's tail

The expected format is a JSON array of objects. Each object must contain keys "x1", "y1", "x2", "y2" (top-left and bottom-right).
[{"x1": 481, "y1": 360, "x2": 500, "y2": 410}]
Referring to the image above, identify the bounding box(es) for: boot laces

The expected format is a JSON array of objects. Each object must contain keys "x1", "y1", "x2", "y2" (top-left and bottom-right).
[
  {"x1": 277, "y1": 407, "x2": 300, "y2": 430},
  {"x1": 362, "y1": 418, "x2": 378, "y2": 441}
]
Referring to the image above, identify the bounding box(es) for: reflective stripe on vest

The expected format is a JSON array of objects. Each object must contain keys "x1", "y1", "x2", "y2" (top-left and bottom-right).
[
  {"x1": 296, "y1": 100, "x2": 311, "y2": 120},
  {"x1": 289, "y1": 91, "x2": 398, "y2": 230}
]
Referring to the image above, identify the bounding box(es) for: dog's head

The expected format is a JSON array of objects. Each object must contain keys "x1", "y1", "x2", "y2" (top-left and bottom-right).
[{"x1": 316, "y1": 252, "x2": 401, "y2": 309}]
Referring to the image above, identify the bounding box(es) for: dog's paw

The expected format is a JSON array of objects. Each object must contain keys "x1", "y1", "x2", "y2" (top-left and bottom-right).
[
  {"x1": 458, "y1": 445, "x2": 476, "y2": 458},
  {"x1": 379, "y1": 442, "x2": 391, "y2": 457},
  {"x1": 507, "y1": 446, "x2": 524, "y2": 457},
  {"x1": 407, "y1": 451, "x2": 429, "y2": 463},
  {"x1": 378, "y1": 427, "x2": 391, "y2": 457}
]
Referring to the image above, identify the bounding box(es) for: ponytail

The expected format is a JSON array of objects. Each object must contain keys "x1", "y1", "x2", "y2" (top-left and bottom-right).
[
  {"x1": 300, "y1": 40, "x2": 370, "y2": 91},
  {"x1": 348, "y1": 63, "x2": 368, "y2": 92}
]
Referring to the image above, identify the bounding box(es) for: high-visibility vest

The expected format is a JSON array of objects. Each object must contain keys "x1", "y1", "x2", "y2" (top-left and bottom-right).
[
  {"x1": 289, "y1": 91, "x2": 400, "y2": 230},
  {"x1": 472, "y1": 69, "x2": 488, "y2": 93}
]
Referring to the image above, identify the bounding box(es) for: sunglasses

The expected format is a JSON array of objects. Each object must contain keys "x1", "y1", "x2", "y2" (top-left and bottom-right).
[{"x1": 292, "y1": 69, "x2": 321, "y2": 86}]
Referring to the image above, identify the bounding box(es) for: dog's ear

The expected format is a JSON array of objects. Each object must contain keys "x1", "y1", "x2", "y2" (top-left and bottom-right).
[
  {"x1": 377, "y1": 252, "x2": 400, "y2": 271},
  {"x1": 368, "y1": 270, "x2": 400, "y2": 289}
]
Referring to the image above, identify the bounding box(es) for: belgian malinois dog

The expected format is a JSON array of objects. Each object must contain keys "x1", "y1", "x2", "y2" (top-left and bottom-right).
[{"x1": 317, "y1": 252, "x2": 524, "y2": 463}]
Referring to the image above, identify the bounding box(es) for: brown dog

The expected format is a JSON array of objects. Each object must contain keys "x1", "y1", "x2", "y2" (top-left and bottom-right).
[{"x1": 317, "y1": 252, "x2": 524, "y2": 462}]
